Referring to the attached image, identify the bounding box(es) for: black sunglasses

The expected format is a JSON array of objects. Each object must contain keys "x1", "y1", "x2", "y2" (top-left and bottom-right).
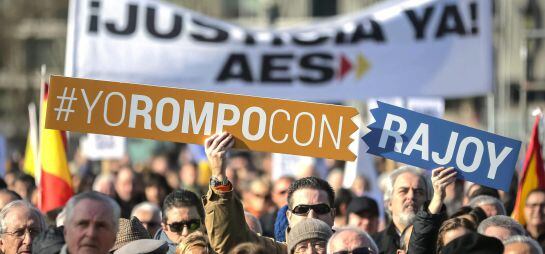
[
  {"x1": 333, "y1": 247, "x2": 373, "y2": 254},
  {"x1": 291, "y1": 203, "x2": 331, "y2": 215},
  {"x1": 167, "y1": 219, "x2": 201, "y2": 233}
]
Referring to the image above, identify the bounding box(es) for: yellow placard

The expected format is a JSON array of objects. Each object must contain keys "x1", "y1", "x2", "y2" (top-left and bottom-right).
[{"x1": 45, "y1": 76, "x2": 359, "y2": 161}]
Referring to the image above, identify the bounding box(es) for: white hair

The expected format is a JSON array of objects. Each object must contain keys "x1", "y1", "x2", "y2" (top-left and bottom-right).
[
  {"x1": 0, "y1": 200, "x2": 45, "y2": 234},
  {"x1": 326, "y1": 226, "x2": 378, "y2": 254},
  {"x1": 131, "y1": 202, "x2": 161, "y2": 221},
  {"x1": 503, "y1": 235, "x2": 543, "y2": 254},
  {"x1": 383, "y1": 166, "x2": 432, "y2": 213},
  {"x1": 469, "y1": 195, "x2": 506, "y2": 215},
  {"x1": 477, "y1": 215, "x2": 526, "y2": 237},
  {"x1": 65, "y1": 191, "x2": 121, "y2": 231}
]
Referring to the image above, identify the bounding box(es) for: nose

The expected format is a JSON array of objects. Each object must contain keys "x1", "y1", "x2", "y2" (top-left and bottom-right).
[
  {"x1": 406, "y1": 188, "x2": 415, "y2": 200},
  {"x1": 22, "y1": 231, "x2": 32, "y2": 245},
  {"x1": 181, "y1": 225, "x2": 190, "y2": 237},
  {"x1": 307, "y1": 209, "x2": 317, "y2": 219}
]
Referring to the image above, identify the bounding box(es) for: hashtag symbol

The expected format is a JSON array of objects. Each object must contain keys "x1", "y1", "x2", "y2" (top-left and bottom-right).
[{"x1": 54, "y1": 87, "x2": 78, "y2": 122}]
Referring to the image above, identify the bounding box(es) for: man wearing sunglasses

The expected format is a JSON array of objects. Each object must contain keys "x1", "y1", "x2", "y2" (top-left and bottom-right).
[
  {"x1": 203, "y1": 133, "x2": 337, "y2": 254},
  {"x1": 154, "y1": 190, "x2": 205, "y2": 254}
]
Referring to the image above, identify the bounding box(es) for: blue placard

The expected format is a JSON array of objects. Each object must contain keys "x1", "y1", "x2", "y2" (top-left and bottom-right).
[{"x1": 362, "y1": 101, "x2": 521, "y2": 191}]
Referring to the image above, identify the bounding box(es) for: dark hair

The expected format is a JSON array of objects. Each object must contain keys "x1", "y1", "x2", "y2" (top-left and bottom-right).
[
  {"x1": 287, "y1": 177, "x2": 335, "y2": 209},
  {"x1": 0, "y1": 189, "x2": 22, "y2": 201},
  {"x1": 334, "y1": 188, "x2": 352, "y2": 212},
  {"x1": 450, "y1": 206, "x2": 487, "y2": 225},
  {"x1": 526, "y1": 188, "x2": 545, "y2": 202},
  {"x1": 143, "y1": 173, "x2": 173, "y2": 192},
  {"x1": 162, "y1": 189, "x2": 204, "y2": 224},
  {"x1": 229, "y1": 242, "x2": 267, "y2": 254},
  {"x1": 437, "y1": 218, "x2": 476, "y2": 254},
  {"x1": 468, "y1": 185, "x2": 500, "y2": 200},
  {"x1": 15, "y1": 174, "x2": 36, "y2": 200}
]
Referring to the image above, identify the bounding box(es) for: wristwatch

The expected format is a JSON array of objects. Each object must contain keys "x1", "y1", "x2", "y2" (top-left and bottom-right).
[{"x1": 210, "y1": 176, "x2": 230, "y2": 187}]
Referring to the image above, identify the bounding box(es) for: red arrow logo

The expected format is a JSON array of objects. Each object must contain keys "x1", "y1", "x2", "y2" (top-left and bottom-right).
[{"x1": 337, "y1": 54, "x2": 352, "y2": 80}]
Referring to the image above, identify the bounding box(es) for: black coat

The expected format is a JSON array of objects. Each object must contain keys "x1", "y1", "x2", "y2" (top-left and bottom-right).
[
  {"x1": 408, "y1": 203, "x2": 447, "y2": 254},
  {"x1": 372, "y1": 223, "x2": 400, "y2": 254}
]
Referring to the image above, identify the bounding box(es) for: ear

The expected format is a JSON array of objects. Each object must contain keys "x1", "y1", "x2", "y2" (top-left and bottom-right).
[
  {"x1": 387, "y1": 200, "x2": 392, "y2": 213},
  {"x1": 396, "y1": 250, "x2": 405, "y2": 254},
  {"x1": 0, "y1": 236, "x2": 5, "y2": 252},
  {"x1": 161, "y1": 222, "x2": 168, "y2": 232},
  {"x1": 286, "y1": 209, "x2": 293, "y2": 224}
]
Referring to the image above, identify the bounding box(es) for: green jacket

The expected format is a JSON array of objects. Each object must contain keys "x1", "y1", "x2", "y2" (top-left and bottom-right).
[{"x1": 203, "y1": 185, "x2": 288, "y2": 254}]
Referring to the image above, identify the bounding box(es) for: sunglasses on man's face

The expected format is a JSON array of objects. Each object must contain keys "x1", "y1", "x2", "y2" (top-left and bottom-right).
[
  {"x1": 166, "y1": 219, "x2": 201, "y2": 233},
  {"x1": 333, "y1": 247, "x2": 374, "y2": 254},
  {"x1": 291, "y1": 203, "x2": 331, "y2": 215}
]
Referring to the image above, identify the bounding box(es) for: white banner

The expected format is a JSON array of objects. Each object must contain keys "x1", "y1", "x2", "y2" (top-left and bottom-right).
[
  {"x1": 66, "y1": 0, "x2": 492, "y2": 100},
  {"x1": 80, "y1": 134, "x2": 126, "y2": 160}
]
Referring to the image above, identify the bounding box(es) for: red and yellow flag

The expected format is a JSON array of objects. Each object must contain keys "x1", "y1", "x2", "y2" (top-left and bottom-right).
[
  {"x1": 39, "y1": 83, "x2": 73, "y2": 213},
  {"x1": 512, "y1": 116, "x2": 545, "y2": 225}
]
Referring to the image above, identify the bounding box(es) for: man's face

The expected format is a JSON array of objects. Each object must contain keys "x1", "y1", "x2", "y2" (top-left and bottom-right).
[
  {"x1": 483, "y1": 226, "x2": 512, "y2": 241},
  {"x1": 162, "y1": 206, "x2": 203, "y2": 244},
  {"x1": 287, "y1": 188, "x2": 334, "y2": 227},
  {"x1": 293, "y1": 239, "x2": 327, "y2": 254},
  {"x1": 347, "y1": 213, "x2": 379, "y2": 234},
  {"x1": 133, "y1": 209, "x2": 161, "y2": 237},
  {"x1": 115, "y1": 169, "x2": 134, "y2": 201},
  {"x1": 272, "y1": 179, "x2": 292, "y2": 208},
  {"x1": 64, "y1": 199, "x2": 117, "y2": 254},
  {"x1": 504, "y1": 242, "x2": 533, "y2": 254},
  {"x1": 0, "y1": 207, "x2": 41, "y2": 254},
  {"x1": 389, "y1": 172, "x2": 426, "y2": 229},
  {"x1": 524, "y1": 192, "x2": 545, "y2": 228}
]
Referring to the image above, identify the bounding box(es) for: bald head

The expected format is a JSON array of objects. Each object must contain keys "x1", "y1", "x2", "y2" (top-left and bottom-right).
[{"x1": 327, "y1": 227, "x2": 378, "y2": 254}]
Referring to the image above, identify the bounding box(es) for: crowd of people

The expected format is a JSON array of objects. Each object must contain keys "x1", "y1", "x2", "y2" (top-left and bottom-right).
[{"x1": 0, "y1": 131, "x2": 543, "y2": 254}]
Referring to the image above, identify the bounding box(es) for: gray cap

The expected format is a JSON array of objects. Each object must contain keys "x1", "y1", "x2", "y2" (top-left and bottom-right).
[
  {"x1": 113, "y1": 239, "x2": 168, "y2": 254},
  {"x1": 287, "y1": 218, "x2": 333, "y2": 253}
]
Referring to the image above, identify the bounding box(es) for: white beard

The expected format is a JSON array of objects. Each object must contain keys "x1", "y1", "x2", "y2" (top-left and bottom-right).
[{"x1": 398, "y1": 211, "x2": 416, "y2": 227}]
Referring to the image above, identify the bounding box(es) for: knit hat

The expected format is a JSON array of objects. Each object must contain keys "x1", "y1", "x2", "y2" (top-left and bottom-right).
[
  {"x1": 110, "y1": 216, "x2": 152, "y2": 251},
  {"x1": 287, "y1": 218, "x2": 333, "y2": 253},
  {"x1": 441, "y1": 232, "x2": 504, "y2": 254}
]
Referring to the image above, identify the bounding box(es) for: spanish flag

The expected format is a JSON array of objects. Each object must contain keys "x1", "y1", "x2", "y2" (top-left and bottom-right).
[
  {"x1": 512, "y1": 116, "x2": 545, "y2": 225},
  {"x1": 39, "y1": 83, "x2": 73, "y2": 213}
]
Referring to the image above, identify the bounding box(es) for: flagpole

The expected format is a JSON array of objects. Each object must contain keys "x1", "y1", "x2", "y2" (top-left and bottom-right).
[
  {"x1": 37, "y1": 64, "x2": 46, "y2": 210},
  {"x1": 28, "y1": 103, "x2": 38, "y2": 180}
]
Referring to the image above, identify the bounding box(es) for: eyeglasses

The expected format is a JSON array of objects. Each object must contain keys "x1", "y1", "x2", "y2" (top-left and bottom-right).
[
  {"x1": 291, "y1": 204, "x2": 331, "y2": 215},
  {"x1": 333, "y1": 247, "x2": 374, "y2": 254},
  {"x1": 2, "y1": 227, "x2": 40, "y2": 239},
  {"x1": 167, "y1": 219, "x2": 201, "y2": 233}
]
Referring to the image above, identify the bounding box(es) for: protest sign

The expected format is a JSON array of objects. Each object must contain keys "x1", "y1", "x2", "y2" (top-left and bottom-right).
[
  {"x1": 45, "y1": 76, "x2": 359, "y2": 161},
  {"x1": 80, "y1": 134, "x2": 126, "y2": 160},
  {"x1": 66, "y1": 0, "x2": 492, "y2": 100},
  {"x1": 362, "y1": 101, "x2": 521, "y2": 191}
]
